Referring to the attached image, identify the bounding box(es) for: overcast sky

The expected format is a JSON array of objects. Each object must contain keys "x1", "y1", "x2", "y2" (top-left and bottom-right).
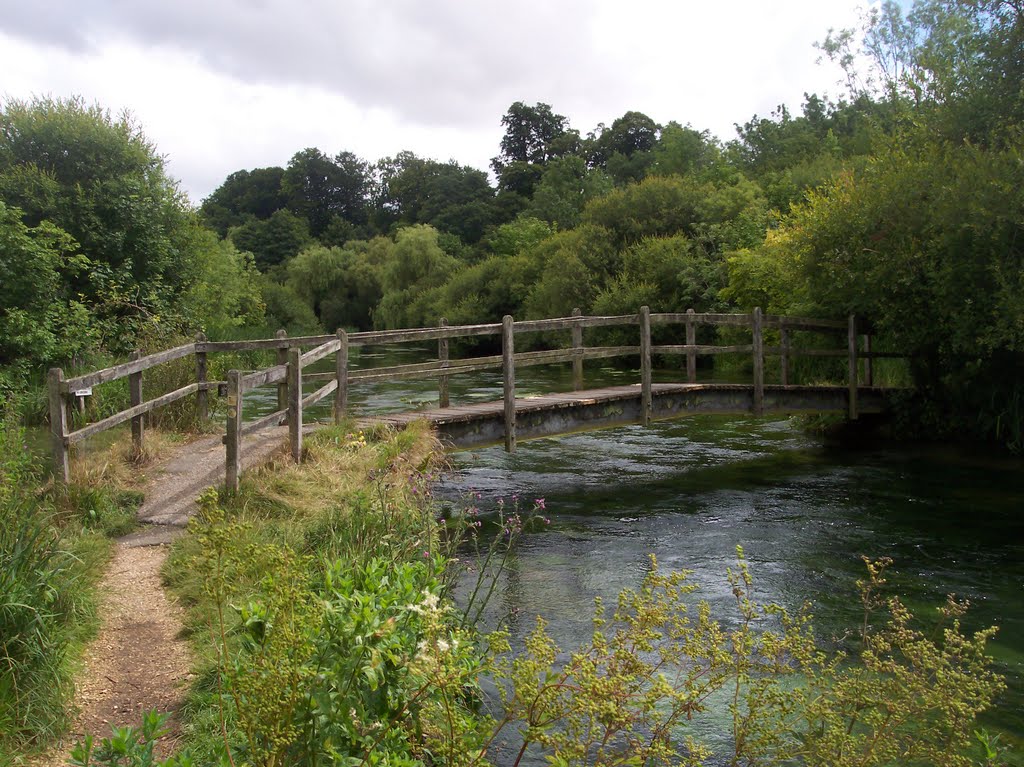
[{"x1": 0, "y1": 1, "x2": 868, "y2": 205}]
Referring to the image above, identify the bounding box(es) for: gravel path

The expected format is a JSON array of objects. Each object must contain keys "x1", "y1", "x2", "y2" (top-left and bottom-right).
[{"x1": 33, "y1": 428, "x2": 289, "y2": 765}]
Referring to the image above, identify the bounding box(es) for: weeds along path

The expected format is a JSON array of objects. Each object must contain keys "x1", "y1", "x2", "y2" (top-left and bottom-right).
[{"x1": 34, "y1": 428, "x2": 289, "y2": 765}]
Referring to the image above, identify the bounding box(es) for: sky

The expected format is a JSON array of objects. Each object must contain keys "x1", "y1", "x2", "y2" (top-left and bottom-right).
[{"x1": 0, "y1": 1, "x2": 868, "y2": 205}]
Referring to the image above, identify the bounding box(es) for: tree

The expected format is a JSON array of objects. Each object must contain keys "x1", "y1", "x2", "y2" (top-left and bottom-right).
[
  {"x1": 491, "y1": 102, "x2": 581, "y2": 197},
  {"x1": 229, "y1": 209, "x2": 312, "y2": 271},
  {"x1": 523, "y1": 156, "x2": 613, "y2": 230},
  {"x1": 586, "y1": 111, "x2": 660, "y2": 183},
  {"x1": 376, "y1": 153, "x2": 498, "y2": 244},
  {"x1": 200, "y1": 167, "x2": 287, "y2": 236},
  {"x1": 0, "y1": 201, "x2": 91, "y2": 372},
  {"x1": 0, "y1": 96, "x2": 212, "y2": 350},
  {"x1": 375, "y1": 225, "x2": 459, "y2": 328},
  {"x1": 282, "y1": 148, "x2": 371, "y2": 237}
]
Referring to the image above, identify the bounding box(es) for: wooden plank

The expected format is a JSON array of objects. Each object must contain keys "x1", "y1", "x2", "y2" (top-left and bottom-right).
[
  {"x1": 242, "y1": 364, "x2": 288, "y2": 391},
  {"x1": 225, "y1": 371, "x2": 242, "y2": 492},
  {"x1": 63, "y1": 342, "x2": 196, "y2": 391},
  {"x1": 351, "y1": 323, "x2": 502, "y2": 345},
  {"x1": 438, "y1": 318, "x2": 450, "y2": 408},
  {"x1": 303, "y1": 379, "x2": 338, "y2": 409},
  {"x1": 502, "y1": 315, "x2": 516, "y2": 453},
  {"x1": 48, "y1": 368, "x2": 70, "y2": 482},
  {"x1": 582, "y1": 346, "x2": 640, "y2": 361},
  {"x1": 788, "y1": 349, "x2": 846, "y2": 358},
  {"x1": 240, "y1": 408, "x2": 288, "y2": 437},
  {"x1": 512, "y1": 316, "x2": 578, "y2": 333},
  {"x1": 578, "y1": 314, "x2": 638, "y2": 328},
  {"x1": 336, "y1": 329, "x2": 348, "y2": 424},
  {"x1": 764, "y1": 315, "x2": 847, "y2": 331},
  {"x1": 66, "y1": 383, "x2": 200, "y2": 445},
  {"x1": 752, "y1": 307, "x2": 764, "y2": 417},
  {"x1": 300, "y1": 338, "x2": 341, "y2": 367},
  {"x1": 651, "y1": 344, "x2": 755, "y2": 355},
  {"x1": 288, "y1": 347, "x2": 302, "y2": 463},
  {"x1": 640, "y1": 306, "x2": 652, "y2": 426},
  {"x1": 652, "y1": 312, "x2": 752, "y2": 327}
]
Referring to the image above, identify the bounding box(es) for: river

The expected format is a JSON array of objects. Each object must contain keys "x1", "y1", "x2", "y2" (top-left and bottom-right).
[{"x1": 261, "y1": 347, "x2": 1024, "y2": 762}]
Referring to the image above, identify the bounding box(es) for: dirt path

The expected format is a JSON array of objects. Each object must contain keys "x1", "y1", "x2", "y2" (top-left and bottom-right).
[{"x1": 34, "y1": 429, "x2": 289, "y2": 765}]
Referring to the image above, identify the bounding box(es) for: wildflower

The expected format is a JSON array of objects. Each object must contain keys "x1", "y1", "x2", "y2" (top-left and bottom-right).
[{"x1": 535, "y1": 497, "x2": 546, "y2": 510}]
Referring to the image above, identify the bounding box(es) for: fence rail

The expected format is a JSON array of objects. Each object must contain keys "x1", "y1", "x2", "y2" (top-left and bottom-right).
[{"x1": 47, "y1": 307, "x2": 906, "y2": 487}]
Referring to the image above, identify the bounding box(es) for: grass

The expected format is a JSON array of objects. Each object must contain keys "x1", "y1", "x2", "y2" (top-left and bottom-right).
[{"x1": 161, "y1": 418, "x2": 449, "y2": 763}]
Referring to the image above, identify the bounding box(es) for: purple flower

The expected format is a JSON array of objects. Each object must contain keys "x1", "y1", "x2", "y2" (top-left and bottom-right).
[{"x1": 534, "y1": 498, "x2": 546, "y2": 510}]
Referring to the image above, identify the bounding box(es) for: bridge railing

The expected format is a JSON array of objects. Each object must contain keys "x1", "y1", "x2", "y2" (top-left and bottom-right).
[{"x1": 47, "y1": 307, "x2": 906, "y2": 486}]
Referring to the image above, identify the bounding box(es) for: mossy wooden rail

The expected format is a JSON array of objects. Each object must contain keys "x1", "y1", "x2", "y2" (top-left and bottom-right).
[{"x1": 47, "y1": 307, "x2": 908, "y2": 489}]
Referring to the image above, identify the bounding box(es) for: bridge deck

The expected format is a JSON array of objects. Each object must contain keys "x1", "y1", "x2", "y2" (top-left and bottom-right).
[{"x1": 368, "y1": 383, "x2": 891, "y2": 448}]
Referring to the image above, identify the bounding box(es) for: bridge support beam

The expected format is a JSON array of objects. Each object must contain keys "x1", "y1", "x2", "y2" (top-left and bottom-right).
[
  {"x1": 225, "y1": 370, "x2": 242, "y2": 492},
  {"x1": 572, "y1": 308, "x2": 584, "y2": 391},
  {"x1": 335, "y1": 329, "x2": 348, "y2": 424},
  {"x1": 48, "y1": 367, "x2": 70, "y2": 483},
  {"x1": 288, "y1": 347, "x2": 303, "y2": 462},
  {"x1": 752, "y1": 308, "x2": 764, "y2": 416},
  {"x1": 640, "y1": 306, "x2": 652, "y2": 425},
  {"x1": 848, "y1": 315, "x2": 859, "y2": 420},
  {"x1": 438, "y1": 318, "x2": 450, "y2": 408},
  {"x1": 195, "y1": 332, "x2": 208, "y2": 422},
  {"x1": 502, "y1": 315, "x2": 516, "y2": 452},
  {"x1": 129, "y1": 350, "x2": 145, "y2": 460}
]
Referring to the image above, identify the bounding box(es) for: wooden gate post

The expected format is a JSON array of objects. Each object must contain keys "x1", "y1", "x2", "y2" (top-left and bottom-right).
[
  {"x1": 848, "y1": 314, "x2": 859, "y2": 420},
  {"x1": 195, "y1": 332, "x2": 208, "y2": 422},
  {"x1": 780, "y1": 322, "x2": 791, "y2": 386},
  {"x1": 129, "y1": 350, "x2": 145, "y2": 458},
  {"x1": 752, "y1": 307, "x2": 764, "y2": 416},
  {"x1": 438, "y1": 318, "x2": 450, "y2": 408},
  {"x1": 288, "y1": 346, "x2": 303, "y2": 462},
  {"x1": 225, "y1": 370, "x2": 242, "y2": 492},
  {"x1": 335, "y1": 329, "x2": 348, "y2": 424},
  {"x1": 640, "y1": 306, "x2": 652, "y2": 426},
  {"x1": 502, "y1": 314, "x2": 516, "y2": 453},
  {"x1": 571, "y1": 307, "x2": 584, "y2": 391},
  {"x1": 685, "y1": 308, "x2": 697, "y2": 383},
  {"x1": 862, "y1": 332, "x2": 873, "y2": 387},
  {"x1": 275, "y1": 329, "x2": 288, "y2": 413},
  {"x1": 48, "y1": 368, "x2": 70, "y2": 483}
]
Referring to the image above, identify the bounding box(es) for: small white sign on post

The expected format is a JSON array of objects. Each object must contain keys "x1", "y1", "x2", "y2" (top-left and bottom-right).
[{"x1": 72, "y1": 387, "x2": 93, "y2": 398}]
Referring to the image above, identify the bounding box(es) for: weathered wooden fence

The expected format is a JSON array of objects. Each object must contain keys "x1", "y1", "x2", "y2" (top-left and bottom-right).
[{"x1": 48, "y1": 307, "x2": 906, "y2": 488}]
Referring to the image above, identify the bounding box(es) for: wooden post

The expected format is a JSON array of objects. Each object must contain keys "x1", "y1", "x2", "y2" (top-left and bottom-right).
[
  {"x1": 848, "y1": 314, "x2": 859, "y2": 420},
  {"x1": 195, "y1": 332, "x2": 208, "y2": 422},
  {"x1": 225, "y1": 370, "x2": 242, "y2": 492},
  {"x1": 640, "y1": 305, "x2": 652, "y2": 426},
  {"x1": 129, "y1": 350, "x2": 144, "y2": 459},
  {"x1": 571, "y1": 307, "x2": 584, "y2": 391},
  {"x1": 335, "y1": 329, "x2": 348, "y2": 424},
  {"x1": 685, "y1": 308, "x2": 697, "y2": 383},
  {"x1": 862, "y1": 333, "x2": 873, "y2": 387},
  {"x1": 438, "y1": 318, "x2": 450, "y2": 408},
  {"x1": 502, "y1": 314, "x2": 516, "y2": 453},
  {"x1": 780, "y1": 323, "x2": 791, "y2": 386},
  {"x1": 752, "y1": 307, "x2": 764, "y2": 417},
  {"x1": 275, "y1": 329, "x2": 288, "y2": 413},
  {"x1": 48, "y1": 368, "x2": 70, "y2": 483},
  {"x1": 288, "y1": 346, "x2": 303, "y2": 463}
]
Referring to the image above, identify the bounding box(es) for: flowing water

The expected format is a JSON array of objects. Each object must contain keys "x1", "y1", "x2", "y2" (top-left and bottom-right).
[{"x1": 251, "y1": 347, "x2": 1024, "y2": 761}]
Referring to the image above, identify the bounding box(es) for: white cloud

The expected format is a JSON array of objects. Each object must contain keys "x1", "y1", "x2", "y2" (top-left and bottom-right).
[{"x1": 0, "y1": 1, "x2": 867, "y2": 203}]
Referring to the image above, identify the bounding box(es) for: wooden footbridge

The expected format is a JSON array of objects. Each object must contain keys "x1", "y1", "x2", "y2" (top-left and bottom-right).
[{"x1": 48, "y1": 307, "x2": 907, "y2": 490}]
